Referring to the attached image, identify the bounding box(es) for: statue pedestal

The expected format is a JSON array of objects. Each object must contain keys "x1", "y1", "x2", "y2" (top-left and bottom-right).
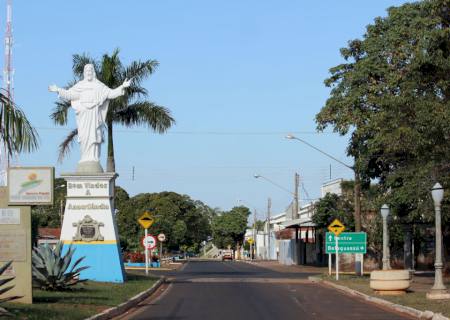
[{"x1": 60, "y1": 172, "x2": 125, "y2": 283}]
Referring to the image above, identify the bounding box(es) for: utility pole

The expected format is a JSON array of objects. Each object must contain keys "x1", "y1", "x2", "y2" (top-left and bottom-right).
[
  {"x1": 267, "y1": 198, "x2": 270, "y2": 260},
  {"x1": 60, "y1": 199, "x2": 64, "y2": 227},
  {"x1": 294, "y1": 172, "x2": 299, "y2": 219},
  {"x1": 286, "y1": 134, "x2": 363, "y2": 274},
  {"x1": 253, "y1": 208, "x2": 257, "y2": 260},
  {"x1": 354, "y1": 170, "x2": 363, "y2": 275},
  {"x1": 354, "y1": 171, "x2": 362, "y2": 232}
]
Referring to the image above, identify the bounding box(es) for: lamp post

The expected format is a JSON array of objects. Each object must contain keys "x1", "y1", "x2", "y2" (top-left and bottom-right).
[
  {"x1": 380, "y1": 204, "x2": 391, "y2": 270},
  {"x1": 285, "y1": 134, "x2": 360, "y2": 228},
  {"x1": 254, "y1": 173, "x2": 299, "y2": 218},
  {"x1": 427, "y1": 183, "x2": 450, "y2": 300},
  {"x1": 286, "y1": 134, "x2": 363, "y2": 275}
]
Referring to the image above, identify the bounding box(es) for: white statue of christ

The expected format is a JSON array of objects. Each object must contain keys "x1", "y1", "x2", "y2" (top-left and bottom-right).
[{"x1": 49, "y1": 64, "x2": 131, "y2": 173}]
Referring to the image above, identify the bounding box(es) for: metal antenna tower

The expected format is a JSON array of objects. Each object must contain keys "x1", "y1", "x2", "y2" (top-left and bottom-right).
[
  {"x1": 4, "y1": 0, "x2": 12, "y2": 98},
  {"x1": 0, "y1": 0, "x2": 14, "y2": 185}
]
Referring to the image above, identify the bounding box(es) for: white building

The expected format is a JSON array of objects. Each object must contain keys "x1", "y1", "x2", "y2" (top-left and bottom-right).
[{"x1": 321, "y1": 178, "x2": 343, "y2": 197}]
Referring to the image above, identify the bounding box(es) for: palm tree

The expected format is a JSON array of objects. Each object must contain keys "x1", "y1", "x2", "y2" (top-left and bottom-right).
[
  {"x1": 0, "y1": 92, "x2": 38, "y2": 160},
  {"x1": 50, "y1": 49, "x2": 175, "y2": 172}
]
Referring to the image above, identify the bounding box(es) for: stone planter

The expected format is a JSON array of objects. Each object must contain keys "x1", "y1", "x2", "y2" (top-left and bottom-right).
[{"x1": 370, "y1": 270, "x2": 411, "y2": 295}]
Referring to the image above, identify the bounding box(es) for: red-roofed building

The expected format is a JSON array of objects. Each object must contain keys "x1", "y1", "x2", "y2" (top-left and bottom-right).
[{"x1": 37, "y1": 227, "x2": 61, "y2": 248}]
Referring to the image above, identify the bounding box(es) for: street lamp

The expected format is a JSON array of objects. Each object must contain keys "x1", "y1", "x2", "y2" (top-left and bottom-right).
[
  {"x1": 427, "y1": 183, "x2": 450, "y2": 300},
  {"x1": 380, "y1": 204, "x2": 391, "y2": 270},
  {"x1": 253, "y1": 173, "x2": 299, "y2": 219},
  {"x1": 286, "y1": 133, "x2": 363, "y2": 275}
]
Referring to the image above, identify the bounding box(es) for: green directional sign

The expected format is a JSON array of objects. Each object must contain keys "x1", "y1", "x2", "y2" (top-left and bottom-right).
[{"x1": 325, "y1": 232, "x2": 367, "y2": 254}]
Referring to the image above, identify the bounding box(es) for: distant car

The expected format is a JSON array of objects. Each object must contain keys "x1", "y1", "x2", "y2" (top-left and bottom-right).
[{"x1": 221, "y1": 249, "x2": 233, "y2": 261}]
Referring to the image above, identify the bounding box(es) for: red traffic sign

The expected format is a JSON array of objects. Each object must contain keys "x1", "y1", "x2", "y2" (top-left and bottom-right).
[
  {"x1": 142, "y1": 235, "x2": 157, "y2": 250},
  {"x1": 157, "y1": 233, "x2": 166, "y2": 242}
]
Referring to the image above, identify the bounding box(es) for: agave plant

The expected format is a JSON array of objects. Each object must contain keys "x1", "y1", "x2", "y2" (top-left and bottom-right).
[
  {"x1": 0, "y1": 261, "x2": 21, "y2": 316},
  {"x1": 32, "y1": 242, "x2": 89, "y2": 291}
]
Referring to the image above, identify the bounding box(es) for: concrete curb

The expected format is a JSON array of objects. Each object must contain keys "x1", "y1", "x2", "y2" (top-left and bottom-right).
[
  {"x1": 178, "y1": 260, "x2": 188, "y2": 272},
  {"x1": 315, "y1": 277, "x2": 449, "y2": 320},
  {"x1": 84, "y1": 276, "x2": 165, "y2": 320}
]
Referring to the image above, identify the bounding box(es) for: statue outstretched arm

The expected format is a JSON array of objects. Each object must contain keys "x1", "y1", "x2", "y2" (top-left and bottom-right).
[
  {"x1": 48, "y1": 84, "x2": 59, "y2": 93},
  {"x1": 107, "y1": 78, "x2": 132, "y2": 99},
  {"x1": 49, "y1": 84, "x2": 79, "y2": 101}
]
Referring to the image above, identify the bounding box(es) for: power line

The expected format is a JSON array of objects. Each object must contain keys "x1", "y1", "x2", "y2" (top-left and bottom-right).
[{"x1": 35, "y1": 127, "x2": 333, "y2": 136}]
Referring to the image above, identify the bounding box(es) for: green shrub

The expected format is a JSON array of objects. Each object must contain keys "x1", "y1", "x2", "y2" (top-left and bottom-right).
[{"x1": 32, "y1": 242, "x2": 89, "y2": 291}]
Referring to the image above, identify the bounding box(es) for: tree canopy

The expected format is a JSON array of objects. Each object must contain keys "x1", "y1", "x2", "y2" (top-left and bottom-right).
[
  {"x1": 312, "y1": 193, "x2": 354, "y2": 230},
  {"x1": 211, "y1": 206, "x2": 250, "y2": 249},
  {"x1": 316, "y1": 0, "x2": 450, "y2": 224},
  {"x1": 115, "y1": 191, "x2": 212, "y2": 253}
]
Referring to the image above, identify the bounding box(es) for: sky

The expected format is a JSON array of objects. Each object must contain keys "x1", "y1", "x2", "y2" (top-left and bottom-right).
[{"x1": 7, "y1": 0, "x2": 410, "y2": 219}]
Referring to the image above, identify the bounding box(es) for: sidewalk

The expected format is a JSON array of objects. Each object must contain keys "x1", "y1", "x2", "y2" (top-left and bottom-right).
[
  {"x1": 247, "y1": 260, "x2": 449, "y2": 291},
  {"x1": 409, "y1": 272, "x2": 450, "y2": 293},
  {"x1": 245, "y1": 260, "x2": 327, "y2": 274},
  {"x1": 321, "y1": 273, "x2": 450, "y2": 320}
]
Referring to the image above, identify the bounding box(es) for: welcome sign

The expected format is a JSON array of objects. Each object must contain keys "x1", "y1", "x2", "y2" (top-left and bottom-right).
[{"x1": 8, "y1": 167, "x2": 54, "y2": 205}]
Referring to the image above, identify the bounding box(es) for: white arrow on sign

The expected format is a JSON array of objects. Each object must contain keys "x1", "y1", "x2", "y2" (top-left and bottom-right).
[{"x1": 328, "y1": 235, "x2": 333, "y2": 241}]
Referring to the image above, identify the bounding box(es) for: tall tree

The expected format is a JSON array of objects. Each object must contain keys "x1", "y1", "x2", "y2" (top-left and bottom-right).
[
  {"x1": 51, "y1": 49, "x2": 175, "y2": 172},
  {"x1": 211, "y1": 206, "x2": 250, "y2": 250},
  {"x1": 316, "y1": 0, "x2": 450, "y2": 223}
]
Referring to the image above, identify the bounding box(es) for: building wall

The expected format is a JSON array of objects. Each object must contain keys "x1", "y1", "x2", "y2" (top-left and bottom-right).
[{"x1": 321, "y1": 178, "x2": 343, "y2": 197}]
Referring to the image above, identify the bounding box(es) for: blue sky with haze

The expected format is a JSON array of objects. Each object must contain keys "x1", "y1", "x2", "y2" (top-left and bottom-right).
[{"x1": 8, "y1": 0, "x2": 409, "y2": 218}]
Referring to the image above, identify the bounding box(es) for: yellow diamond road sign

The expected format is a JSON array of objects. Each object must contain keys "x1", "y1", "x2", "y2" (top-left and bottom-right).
[
  {"x1": 327, "y1": 218, "x2": 345, "y2": 236},
  {"x1": 138, "y1": 211, "x2": 154, "y2": 229},
  {"x1": 247, "y1": 238, "x2": 254, "y2": 245}
]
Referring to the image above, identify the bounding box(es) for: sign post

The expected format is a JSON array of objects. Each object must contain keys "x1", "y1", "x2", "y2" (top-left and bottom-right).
[
  {"x1": 248, "y1": 238, "x2": 254, "y2": 260},
  {"x1": 335, "y1": 236, "x2": 339, "y2": 280},
  {"x1": 145, "y1": 228, "x2": 148, "y2": 274},
  {"x1": 327, "y1": 219, "x2": 346, "y2": 281},
  {"x1": 328, "y1": 252, "x2": 332, "y2": 275},
  {"x1": 158, "y1": 233, "x2": 166, "y2": 263},
  {"x1": 142, "y1": 234, "x2": 157, "y2": 273},
  {"x1": 138, "y1": 211, "x2": 154, "y2": 275}
]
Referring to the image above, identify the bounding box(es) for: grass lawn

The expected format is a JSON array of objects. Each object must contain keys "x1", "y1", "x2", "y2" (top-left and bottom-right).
[
  {"x1": 322, "y1": 274, "x2": 450, "y2": 318},
  {"x1": 3, "y1": 272, "x2": 158, "y2": 320}
]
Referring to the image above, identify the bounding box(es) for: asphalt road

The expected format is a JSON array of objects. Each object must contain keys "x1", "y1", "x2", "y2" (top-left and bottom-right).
[{"x1": 123, "y1": 261, "x2": 414, "y2": 320}]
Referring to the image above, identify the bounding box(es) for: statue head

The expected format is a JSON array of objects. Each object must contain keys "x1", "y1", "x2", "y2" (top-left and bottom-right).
[{"x1": 83, "y1": 64, "x2": 96, "y2": 82}]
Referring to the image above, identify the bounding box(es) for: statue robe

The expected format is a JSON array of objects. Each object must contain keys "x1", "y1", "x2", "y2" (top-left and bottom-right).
[{"x1": 58, "y1": 79, "x2": 124, "y2": 163}]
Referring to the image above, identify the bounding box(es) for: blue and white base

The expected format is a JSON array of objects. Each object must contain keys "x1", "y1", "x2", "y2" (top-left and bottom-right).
[
  {"x1": 62, "y1": 242, "x2": 125, "y2": 282},
  {"x1": 60, "y1": 172, "x2": 126, "y2": 283}
]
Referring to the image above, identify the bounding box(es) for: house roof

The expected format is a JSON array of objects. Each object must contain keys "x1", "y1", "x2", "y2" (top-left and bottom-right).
[
  {"x1": 281, "y1": 217, "x2": 316, "y2": 228},
  {"x1": 38, "y1": 227, "x2": 61, "y2": 239}
]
